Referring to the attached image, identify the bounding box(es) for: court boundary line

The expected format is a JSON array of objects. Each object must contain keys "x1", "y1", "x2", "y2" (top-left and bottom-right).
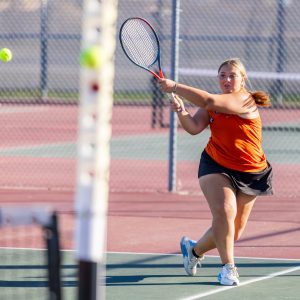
[
  {"x1": 108, "y1": 251, "x2": 300, "y2": 261},
  {"x1": 180, "y1": 265, "x2": 300, "y2": 300},
  {"x1": 0, "y1": 247, "x2": 47, "y2": 251}
]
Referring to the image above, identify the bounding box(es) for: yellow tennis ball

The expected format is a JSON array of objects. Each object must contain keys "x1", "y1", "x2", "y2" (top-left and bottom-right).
[
  {"x1": 0, "y1": 48, "x2": 12, "y2": 62},
  {"x1": 80, "y1": 46, "x2": 103, "y2": 69}
]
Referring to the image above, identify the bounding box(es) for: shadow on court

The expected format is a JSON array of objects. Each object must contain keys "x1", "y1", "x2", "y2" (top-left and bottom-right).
[
  {"x1": 0, "y1": 247, "x2": 299, "y2": 299},
  {"x1": 105, "y1": 253, "x2": 300, "y2": 300}
]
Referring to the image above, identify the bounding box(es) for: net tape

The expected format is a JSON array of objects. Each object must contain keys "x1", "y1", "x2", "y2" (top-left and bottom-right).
[{"x1": 0, "y1": 206, "x2": 52, "y2": 228}]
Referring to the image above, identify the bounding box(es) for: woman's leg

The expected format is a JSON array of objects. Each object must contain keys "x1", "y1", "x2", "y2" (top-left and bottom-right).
[
  {"x1": 193, "y1": 184, "x2": 256, "y2": 257},
  {"x1": 234, "y1": 191, "x2": 256, "y2": 240},
  {"x1": 198, "y1": 173, "x2": 237, "y2": 265}
]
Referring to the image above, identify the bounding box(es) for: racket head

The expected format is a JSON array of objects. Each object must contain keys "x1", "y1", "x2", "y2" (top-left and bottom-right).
[{"x1": 119, "y1": 17, "x2": 163, "y2": 79}]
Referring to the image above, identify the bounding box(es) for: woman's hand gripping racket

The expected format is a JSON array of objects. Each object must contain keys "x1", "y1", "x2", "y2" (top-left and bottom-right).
[{"x1": 119, "y1": 17, "x2": 165, "y2": 80}]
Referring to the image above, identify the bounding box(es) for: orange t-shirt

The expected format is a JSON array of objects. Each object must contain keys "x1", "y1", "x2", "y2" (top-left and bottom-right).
[{"x1": 205, "y1": 111, "x2": 267, "y2": 172}]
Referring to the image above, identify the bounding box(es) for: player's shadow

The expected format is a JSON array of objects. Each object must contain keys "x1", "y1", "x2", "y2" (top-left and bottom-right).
[
  {"x1": 106, "y1": 274, "x2": 220, "y2": 286},
  {"x1": 0, "y1": 280, "x2": 49, "y2": 287},
  {"x1": 105, "y1": 259, "x2": 300, "y2": 286}
]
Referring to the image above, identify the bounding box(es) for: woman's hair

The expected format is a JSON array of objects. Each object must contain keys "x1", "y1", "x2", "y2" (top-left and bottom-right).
[{"x1": 218, "y1": 58, "x2": 271, "y2": 107}]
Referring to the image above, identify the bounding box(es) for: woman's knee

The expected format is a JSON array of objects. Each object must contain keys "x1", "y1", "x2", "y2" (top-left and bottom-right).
[
  {"x1": 213, "y1": 201, "x2": 237, "y2": 222},
  {"x1": 200, "y1": 173, "x2": 237, "y2": 225}
]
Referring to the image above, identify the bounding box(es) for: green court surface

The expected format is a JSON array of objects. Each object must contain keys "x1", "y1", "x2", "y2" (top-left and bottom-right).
[
  {"x1": 1, "y1": 249, "x2": 299, "y2": 299},
  {"x1": 106, "y1": 253, "x2": 300, "y2": 300},
  {"x1": 0, "y1": 249, "x2": 77, "y2": 299},
  {"x1": 0, "y1": 130, "x2": 298, "y2": 164},
  {"x1": 110, "y1": 130, "x2": 300, "y2": 164}
]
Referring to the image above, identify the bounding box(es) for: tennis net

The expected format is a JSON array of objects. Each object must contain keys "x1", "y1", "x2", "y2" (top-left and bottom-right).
[{"x1": 0, "y1": 206, "x2": 61, "y2": 300}]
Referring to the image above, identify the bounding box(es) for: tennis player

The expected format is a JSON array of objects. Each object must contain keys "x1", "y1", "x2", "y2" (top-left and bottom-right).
[{"x1": 159, "y1": 58, "x2": 273, "y2": 286}]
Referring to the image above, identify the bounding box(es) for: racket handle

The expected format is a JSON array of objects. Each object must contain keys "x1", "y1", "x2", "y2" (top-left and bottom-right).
[
  {"x1": 150, "y1": 70, "x2": 161, "y2": 80},
  {"x1": 159, "y1": 70, "x2": 164, "y2": 78}
]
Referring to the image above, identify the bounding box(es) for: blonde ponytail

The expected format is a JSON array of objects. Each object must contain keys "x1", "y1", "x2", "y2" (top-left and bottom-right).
[{"x1": 250, "y1": 91, "x2": 271, "y2": 107}]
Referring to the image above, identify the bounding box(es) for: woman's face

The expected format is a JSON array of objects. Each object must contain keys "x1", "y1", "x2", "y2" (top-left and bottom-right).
[{"x1": 218, "y1": 64, "x2": 245, "y2": 94}]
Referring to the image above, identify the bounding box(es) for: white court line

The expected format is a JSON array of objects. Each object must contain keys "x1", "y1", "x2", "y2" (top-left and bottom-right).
[
  {"x1": 0, "y1": 106, "x2": 47, "y2": 114},
  {"x1": 0, "y1": 247, "x2": 47, "y2": 251},
  {"x1": 108, "y1": 251, "x2": 300, "y2": 261},
  {"x1": 180, "y1": 265, "x2": 300, "y2": 300}
]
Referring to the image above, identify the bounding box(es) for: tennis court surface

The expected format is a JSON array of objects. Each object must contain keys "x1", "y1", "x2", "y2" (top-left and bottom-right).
[
  {"x1": 1, "y1": 187, "x2": 299, "y2": 299},
  {"x1": 105, "y1": 190, "x2": 300, "y2": 300},
  {"x1": 1, "y1": 0, "x2": 300, "y2": 298},
  {"x1": 0, "y1": 102, "x2": 298, "y2": 299},
  {"x1": 1, "y1": 250, "x2": 299, "y2": 300},
  {"x1": 105, "y1": 253, "x2": 300, "y2": 300}
]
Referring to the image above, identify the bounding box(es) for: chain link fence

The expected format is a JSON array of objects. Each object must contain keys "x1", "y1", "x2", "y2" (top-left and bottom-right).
[{"x1": 0, "y1": 0, "x2": 299, "y2": 197}]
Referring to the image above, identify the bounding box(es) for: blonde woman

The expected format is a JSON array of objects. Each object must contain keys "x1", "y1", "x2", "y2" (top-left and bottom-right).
[{"x1": 159, "y1": 58, "x2": 273, "y2": 286}]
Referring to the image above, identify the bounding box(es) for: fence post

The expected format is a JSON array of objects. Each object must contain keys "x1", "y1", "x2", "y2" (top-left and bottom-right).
[
  {"x1": 168, "y1": 0, "x2": 180, "y2": 192},
  {"x1": 40, "y1": 0, "x2": 49, "y2": 101},
  {"x1": 274, "y1": 0, "x2": 287, "y2": 105}
]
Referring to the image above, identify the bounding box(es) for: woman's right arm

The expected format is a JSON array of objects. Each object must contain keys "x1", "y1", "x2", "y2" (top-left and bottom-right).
[
  {"x1": 171, "y1": 94, "x2": 209, "y2": 135},
  {"x1": 160, "y1": 78, "x2": 255, "y2": 114}
]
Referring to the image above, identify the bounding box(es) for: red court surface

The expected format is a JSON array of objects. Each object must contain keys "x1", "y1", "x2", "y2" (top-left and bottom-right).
[
  {"x1": 107, "y1": 191, "x2": 300, "y2": 260},
  {"x1": 0, "y1": 188, "x2": 299, "y2": 260}
]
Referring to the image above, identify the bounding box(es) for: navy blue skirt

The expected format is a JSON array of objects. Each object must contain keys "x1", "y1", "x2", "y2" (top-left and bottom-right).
[{"x1": 198, "y1": 151, "x2": 274, "y2": 196}]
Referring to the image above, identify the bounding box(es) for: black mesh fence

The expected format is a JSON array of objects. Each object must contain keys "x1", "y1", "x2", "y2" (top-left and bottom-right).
[{"x1": 0, "y1": 0, "x2": 299, "y2": 196}]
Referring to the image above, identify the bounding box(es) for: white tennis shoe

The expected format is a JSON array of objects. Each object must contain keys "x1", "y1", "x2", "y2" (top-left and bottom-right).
[
  {"x1": 217, "y1": 264, "x2": 240, "y2": 286},
  {"x1": 180, "y1": 236, "x2": 204, "y2": 276}
]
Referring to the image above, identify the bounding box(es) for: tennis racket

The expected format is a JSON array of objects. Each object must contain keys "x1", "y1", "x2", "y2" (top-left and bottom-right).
[{"x1": 119, "y1": 17, "x2": 165, "y2": 79}]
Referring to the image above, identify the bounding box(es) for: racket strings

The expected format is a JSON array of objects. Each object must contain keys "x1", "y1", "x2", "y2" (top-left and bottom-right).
[{"x1": 121, "y1": 19, "x2": 159, "y2": 68}]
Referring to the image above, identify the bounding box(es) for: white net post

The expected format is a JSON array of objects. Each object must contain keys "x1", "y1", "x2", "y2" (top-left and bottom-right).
[{"x1": 75, "y1": 0, "x2": 118, "y2": 299}]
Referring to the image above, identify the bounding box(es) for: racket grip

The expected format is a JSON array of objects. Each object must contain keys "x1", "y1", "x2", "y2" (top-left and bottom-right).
[{"x1": 150, "y1": 71, "x2": 161, "y2": 80}]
